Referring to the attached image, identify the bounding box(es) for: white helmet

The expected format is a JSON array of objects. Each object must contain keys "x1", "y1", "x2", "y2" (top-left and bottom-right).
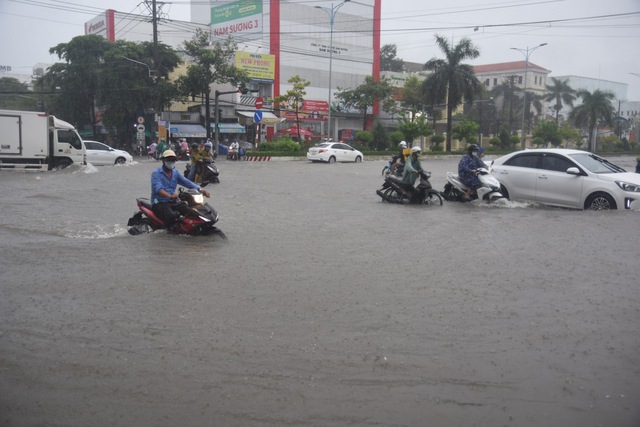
[
  {"x1": 411, "y1": 146, "x2": 422, "y2": 154},
  {"x1": 399, "y1": 141, "x2": 407, "y2": 148}
]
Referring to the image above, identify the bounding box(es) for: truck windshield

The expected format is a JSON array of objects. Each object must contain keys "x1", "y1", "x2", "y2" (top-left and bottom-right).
[{"x1": 58, "y1": 129, "x2": 83, "y2": 150}]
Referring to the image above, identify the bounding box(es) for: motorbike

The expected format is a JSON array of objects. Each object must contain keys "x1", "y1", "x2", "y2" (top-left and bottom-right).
[
  {"x1": 376, "y1": 170, "x2": 443, "y2": 205},
  {"x1": 441, "y1": 166, "x2": 504, "y2": 203},
  {"x1": 381, "y1": 157, "x2": 404, "y2": 178},
  {"x1": 183, "y1": 158, "x2": 220, "y2": 185},
  {"x1": 127, "y1": 187, "x2": 225, "y2": 237}
]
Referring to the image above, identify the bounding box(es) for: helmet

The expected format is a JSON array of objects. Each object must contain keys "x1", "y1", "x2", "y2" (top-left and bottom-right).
[
  {"x1": 204, "y1": 141, "x2": 212, "y2": 148},
  {"x1": 399, "y1": 141, "x2": 407, "y2": 148},
  {"x1": 161, "y1": 149, "x2": 177, "y2": 159},
  {"x1": 411, "y1": 146, "x2": 422, "y2": 154},
  {"x1": 478, "y1": 146, "x2": 485, "y2": 155},
  {"x1": 467, "y1": 144, "x2": 480, "y2": 154},
  {"x1": 191, "y1": 142, "x2": 199, "y2": 150}
]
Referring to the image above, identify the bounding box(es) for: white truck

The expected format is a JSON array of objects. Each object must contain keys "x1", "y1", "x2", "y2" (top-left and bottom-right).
[{"x1": 0, "y1": 109, "x2": 86, "y2": 170}]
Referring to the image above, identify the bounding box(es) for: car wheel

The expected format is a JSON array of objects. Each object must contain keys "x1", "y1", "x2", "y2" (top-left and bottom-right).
[
  {"x1": 328, "y1": 156, "x2": 336, "y2": 164},
  {"x1": 115, "y1": 157, "x2": 127, "y2": 165},
  {"x1": 584, "y1": 192, "x2": 616, "y2": 210},
  {"x1": 355, "y1": 156, "x2": 362, "y2": 163},
  {"x1": 500, "y1": 185, "x2": 510, "y2": 199}
]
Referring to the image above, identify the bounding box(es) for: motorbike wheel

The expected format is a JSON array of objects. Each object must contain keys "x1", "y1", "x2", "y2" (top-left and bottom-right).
[
  {"x1": 422, "y1": 190, "x2": 443, "y2": 206},
  {"x1": 382, "y1": 166, "x2": 390, "y2": 176},
  {"x1": 378, "y1": 187, "x2": 401, "y2": 203},
  {"x1": 128, "y1": 218, "x2": 154, "y2": 235}
]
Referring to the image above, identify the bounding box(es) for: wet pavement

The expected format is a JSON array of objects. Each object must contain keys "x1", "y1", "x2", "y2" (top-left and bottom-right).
[{"x1": 1, "y1": 156, "x2": 639, "y2": 426}]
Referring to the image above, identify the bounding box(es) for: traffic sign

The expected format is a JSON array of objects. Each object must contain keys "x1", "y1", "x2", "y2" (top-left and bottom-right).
[
  {"x1": 137, "y1": 124, "x2": 146, "y2": 133},
  {"x1": 254, "y1": 110, "x2": 263, "y2": 123},
  {"x1": 254, "y1": 96, "x2": 264, "y2": 109},
  {"x1": 137, "y1": 116, "x2": 145, "y2": 124}
]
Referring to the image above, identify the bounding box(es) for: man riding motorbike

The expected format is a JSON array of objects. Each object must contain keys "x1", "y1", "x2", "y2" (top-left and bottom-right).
[
  {"x1": 402, "y1": 146, "x2": 424, "y2": 184},
  {"x1": 458, "y1": 144, "x2": 488, "y2": 201},
  {"x1": 151, "y1": 150, "x2": 210, "y2": 230}
]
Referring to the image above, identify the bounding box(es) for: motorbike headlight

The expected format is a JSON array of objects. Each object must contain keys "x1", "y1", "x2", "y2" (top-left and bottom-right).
[
  {"x1": 615, "y1": 181, "x2": 640, "y2": 193},
  {"x1": 193, "y1": 194, "x2": 204, "y2": 204}
]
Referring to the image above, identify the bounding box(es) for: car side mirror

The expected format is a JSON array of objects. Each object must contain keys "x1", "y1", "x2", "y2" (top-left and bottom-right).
[{"x1": 566, "y1": 167, "x2": 581, "y2": 175}]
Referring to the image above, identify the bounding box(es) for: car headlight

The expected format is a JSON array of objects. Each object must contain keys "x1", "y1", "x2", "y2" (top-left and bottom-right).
[{"x1": 616, "y1": 181, "x2": 640, "y2": 192}]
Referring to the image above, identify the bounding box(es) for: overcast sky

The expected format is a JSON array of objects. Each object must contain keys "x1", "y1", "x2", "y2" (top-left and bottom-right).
[{"x1": 1, "y1": 0, "x2": 639, "y2": 101}]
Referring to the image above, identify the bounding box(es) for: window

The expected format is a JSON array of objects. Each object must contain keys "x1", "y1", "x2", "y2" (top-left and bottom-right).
[
  {"x1": 540, "y1": 154, "x2": 574, "y2": 172},
  {"x1": 493, "y1": 78, "x2": 497, "y2": 86},
  {"x1": 57, "y1": 129, "x2": 83, "y2": 150},
  {"x1": 518, "y1": 76, "x2": 523, "y2": 84},
  {"x1": 504, "y1": 154, "x2": 539, "y2": 168},
  {"x1": 484, "y1": 78, "x2": 489, "y2": 86}
]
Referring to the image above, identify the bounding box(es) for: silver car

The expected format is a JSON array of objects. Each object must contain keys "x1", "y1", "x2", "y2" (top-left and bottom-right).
[{"x1": 491, "y1": 148, "x2": 640, "y2": 210}]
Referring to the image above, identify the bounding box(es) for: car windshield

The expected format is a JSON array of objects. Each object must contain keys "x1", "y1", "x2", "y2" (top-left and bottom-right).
[{"x1": 569, "y1": 153, "x2": 626, "y2": 174}]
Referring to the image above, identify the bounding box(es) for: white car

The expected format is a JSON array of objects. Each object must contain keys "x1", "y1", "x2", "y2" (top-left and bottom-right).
[
  {"x1": 491, "y1": 148, "x2": 640, "y2": 210},
  {"x1": 307, "y1": 142, "x2": 364, "y2": 164},
  {"x1": 84, "y1": 140, "x2": 133, "y2": 166}
]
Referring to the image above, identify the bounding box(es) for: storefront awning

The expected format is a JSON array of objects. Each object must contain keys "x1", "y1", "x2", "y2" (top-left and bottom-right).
[
  {"x1": 212, "y1": 123, "x2": 246, "y2": 134},
  {"x1": 236, "y1": 111, "x2": 284, "y2": 125},
  {"x1": 170, "y1": 124, "x2": 207, "y2": 138}
]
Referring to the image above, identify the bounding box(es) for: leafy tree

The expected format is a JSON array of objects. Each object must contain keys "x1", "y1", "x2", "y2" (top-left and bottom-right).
[
  {"x1": 101, "y1": 40, "x2": 180, "y2": 148},
  {"x1": 558, "y1": 122, "x2": 581, "y2": 148},
  {"x1": 397, "y1": 112, "x2": 433, "y2": 146},
  {"x1": 523, "y1": 91, "x2": 544, "y2": 136},
  {"x1": 178, "y1": 30, "x2": 248, "y2": 139},
  {"x1": 569, "y1": 89, "x2": 615, "y2": 152},
  {"x1": 0, "y1": 77, "x2": 39, "y2": 110},
  {"x1": 371, "y1": 121, "x2": 389, "y2": 150},
  {"x1": 431, "y1": 134, "x2": 445, "y2": 151},
  {"x1": 45, "y1": 35, "x2": 114, "y2": 137},
  {"x1": 452, "y1": 118, "x2": 479, "y2": 145},
  {"x1": 273, "y1": 75, "x2": 310, "y2": 142},
  {"x1": 380, "y1": 44, "x2": 405, "y2": 72},
  {"x1": 400, "y1": 76, "x2": 425, "y2": 120},
  {"x1": 422, "y1": 35, "x2": 481, "y2": 152},
  {"x1": 355, "y1": 130, "x2": 373, "y2": 145},
  {"x1": 490, "y1": 76, "x2": 519, "y2": 133},
  {"x1": 533, "y1": 120, "x2": 561, "y2": 147},
  {"x1": 545, "y1": 77, "x2": 576, "y2": 124},
  {"x1": 335, "y1": 75, "x2": 395, "y2": 130},
  {"x1": 389, "y1": 130, "x2": 404, "y2": 146}
]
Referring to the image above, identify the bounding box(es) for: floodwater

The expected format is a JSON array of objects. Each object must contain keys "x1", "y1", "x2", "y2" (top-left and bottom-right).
[{"x1": 1, "y1": 156, "x2": 639, "y2": 427}]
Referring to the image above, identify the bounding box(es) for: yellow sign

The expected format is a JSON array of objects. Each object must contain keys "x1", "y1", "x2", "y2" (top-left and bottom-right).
[{"x1": 236, "y1": 51, "x2": 275, "y2": 82}]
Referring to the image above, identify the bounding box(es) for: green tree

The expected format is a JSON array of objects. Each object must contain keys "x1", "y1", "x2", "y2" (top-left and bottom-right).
[
  {"x1": 397, "y1": 113, "x2": 433, "y2": 146},
  {"x1": 490, "y1": 76, "x2": 519, "y2": 134},
  {"x1": 45, "y1": 35, "x2": 114, "y2": 137},
  {"x1": 533, "y1": 120, "x2": 561, "y2": 147},
  {"x1": 335, "y1": 75, "x2": 395, "y2": 130},
  {"x1": 178, "y1": 30, "x2": 248, "y2": 139},
  {"x1": 545, "y1": 77, "x2": 576, "y2": 124},
  {"x1": 273, "y1": 75, "x2": 310, "y2": 142},
  {"x1": 524, "y1": 91, "x2": 544, "y2": 136},
  {"x1": 101, "y1": 40, "x2": 180, "y2": 149},
  {"x1": 569, "y1": 89, "x2": 615, "y2": 152},
  {"x1": 371, "y1": 121, "x2": 389, "y2": 150},
  {"x1": 380, "y1": 44, "x2": 405, "y2": 72},
  {"x1": 0, "y1": 77, "x2": 38, "y2": 110},
  {"x1": 452, "y1": 118, "x2": 480, "y2": 145},
  {"x1": 400, "y1": 76, "x2": 425, "y2": 120},
  {"x1": 422, "y1": 35, "x2": 481, "y2": 152}
]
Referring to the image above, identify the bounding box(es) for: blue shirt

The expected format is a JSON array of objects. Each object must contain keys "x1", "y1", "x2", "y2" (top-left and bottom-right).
[
  {"x1": 458, "y1": 154, "x2": 487, "y2": 188},
  {"x1": 151, "y1": 165, "x2": 200, "y2": 204}
]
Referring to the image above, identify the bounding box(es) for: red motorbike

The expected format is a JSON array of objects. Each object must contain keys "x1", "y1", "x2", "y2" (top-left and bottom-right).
[{"x1": 127, "y1": 187, "x2": 225, "y2": 237}]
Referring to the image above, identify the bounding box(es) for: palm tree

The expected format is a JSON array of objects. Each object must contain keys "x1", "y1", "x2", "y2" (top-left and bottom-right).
[
  {"x1": 545, "y1": 77, "x2": 576, "y2": 124},
  {"x1": 422, "y1": 35, "x2": 481, "y2": 152},
  {"x1": 569, "y1": 89, "x2": 615, "y2": 152},
  {"x1": 490, "y1": 76, "x2": 519, "y2": 133},
  {"x1": 524, "y1": 91, "x2": 544, "y2": 135}
]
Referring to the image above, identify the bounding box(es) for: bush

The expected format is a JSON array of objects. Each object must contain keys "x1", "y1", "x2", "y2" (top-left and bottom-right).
[
  {"x1": 532, "y1": 136, "x2": 545, "y2": 147},
  {"x1": 258, "y1": 138, "x2": 301, "y2": 152}
]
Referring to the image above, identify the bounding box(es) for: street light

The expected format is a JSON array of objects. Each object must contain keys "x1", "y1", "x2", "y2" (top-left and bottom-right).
[
  {"x1": 511, "y1": 43, "x2": 547, "y2": 149},
  {"x1": 316, "y1": 0, "x2": 351, "y2": 141}
]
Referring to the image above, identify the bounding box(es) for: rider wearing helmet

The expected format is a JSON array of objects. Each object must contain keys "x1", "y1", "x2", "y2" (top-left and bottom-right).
[
  {"x1": 188, "y1": 142, "x2": 203, "y2": 181},
  {"x1": 458, "y1": 144, "x2": 488, "y2": 200},
  {"x1": 151, "y1": 149, "x2": 210, "y2": 229},
  {"x1": 402, "y1": 146, "x2": 424, "y2": 184},
  {"x1": 390, "y1": 141, "x2": 408, "y2": 175}
]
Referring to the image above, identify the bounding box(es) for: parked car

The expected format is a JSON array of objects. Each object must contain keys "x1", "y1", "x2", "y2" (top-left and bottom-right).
[
  {"x1": 491, "y1": 148, "x2": 640, "y2": 210},
  {"x1": 307, "y1": 142, "x2": 363, "y2": 164},
  {"x1": 84, "y1": 140, "x2": 133, "y2": 166}
]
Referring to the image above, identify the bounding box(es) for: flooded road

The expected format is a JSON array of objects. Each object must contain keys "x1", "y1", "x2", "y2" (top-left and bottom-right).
[{"x1": 1, "y1": 156, "x2": 639, "y2": 426}]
